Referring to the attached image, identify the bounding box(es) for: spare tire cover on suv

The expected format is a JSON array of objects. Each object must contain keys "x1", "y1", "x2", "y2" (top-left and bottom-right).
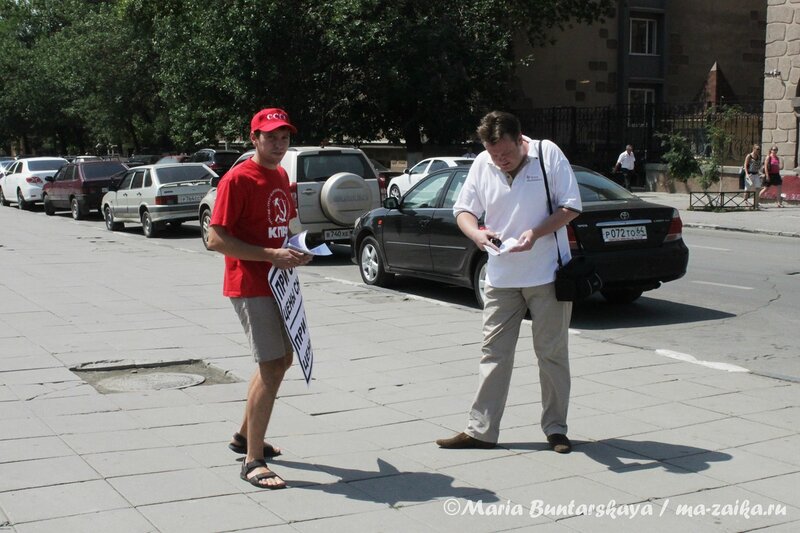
[{"x1": 319, "y1": 172, "x2": 374, "y2": 226}]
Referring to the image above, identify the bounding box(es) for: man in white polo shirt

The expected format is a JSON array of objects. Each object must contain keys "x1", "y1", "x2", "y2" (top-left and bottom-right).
[
  {"x1": 436, "y1": 111, "x2": 582, "y2": 453},
  {"x1": 614, "y1": 144, "x2": 635, "y2": 189}
]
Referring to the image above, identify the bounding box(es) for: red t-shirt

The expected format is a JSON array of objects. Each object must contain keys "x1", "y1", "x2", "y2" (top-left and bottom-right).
[{"x1": 210, "y1": 158, "x2": 296, "y2": 297}]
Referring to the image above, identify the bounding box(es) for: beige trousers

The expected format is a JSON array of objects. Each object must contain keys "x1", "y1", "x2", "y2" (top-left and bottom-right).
[{"x1": 465, "y1": 283, "x2": 572, "y2": 443}]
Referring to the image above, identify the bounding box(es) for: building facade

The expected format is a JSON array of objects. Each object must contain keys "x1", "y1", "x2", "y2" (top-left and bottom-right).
[
  {"x1": 515, "y1": 0, "x2": 767, "y2": 109},
  {"x1": 763, "y1": 0, "x2": 799, "y2": 170}
]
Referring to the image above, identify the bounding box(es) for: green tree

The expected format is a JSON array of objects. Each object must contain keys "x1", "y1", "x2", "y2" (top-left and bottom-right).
[
  {"x1": 658, "y1": 132, "x2": 701, "y2": 187},
  {"x1": 698, "y1": 105, "x2": 740, "y2": 192}
]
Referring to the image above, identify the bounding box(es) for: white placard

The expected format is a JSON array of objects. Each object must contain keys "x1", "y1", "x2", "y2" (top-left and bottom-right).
[{"x1": 268, "y1": 265, "x2": 313, "y2": 385}]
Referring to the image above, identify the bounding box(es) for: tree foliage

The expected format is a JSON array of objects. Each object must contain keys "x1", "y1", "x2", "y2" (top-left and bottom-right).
[{"x1": 0, "y1": 0, "x2": 614, "y2": 156}]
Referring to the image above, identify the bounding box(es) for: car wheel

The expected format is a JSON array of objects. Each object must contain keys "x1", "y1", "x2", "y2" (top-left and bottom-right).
[
  {"x1": 70, "y1": 197, "x2": 84, "y2": 220},
  {"x1": 104, "y1": 205, "x2": 123, "y2": 231},
  {"x1": 200, "y1": 208, "x2": 212, "y2": 250},
  {"x1": 0, "y1": 188, "x2": 10, "y2": 206},
  {"x1": 601, "y1": 287, "x2": 644, "y2": 304},
  {"x1": 358, "y1": 236, "x2": 393, "y2": 287},
  {"x1": 43, "y1": 194, "x2": 55, "y2": 216},
  {"x1": 141, "y1": 210, "x2": 159, "y2": 238},
  {"x1": 320, "y1": 172, "x2": 374, "y2": 226},
  {"x1": 17, "y1": 189, "x2": 30, "y2": 210},
  {"x1": 389, "y1": 184, "x2": 401, "y2": 199},
  {"x1": 472, "y1": 254, "x2": 488, "y2": 308}
]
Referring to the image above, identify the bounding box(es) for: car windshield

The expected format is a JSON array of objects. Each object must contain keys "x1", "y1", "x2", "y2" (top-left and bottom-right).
[
  {"x1": 83, "y1": 162, "x2": 127, "y2": 180},
  {"x1": 28, "y1": 160, "x2": 66, "y2": 171},
  {"x1": 573, "y1": 168, "x2": 636, "y2": 202},
  {"x1": 215, "y1": 152, "x2": 241, "y2": 166},
  {"x1": 156, "y1": 165, "x2": 211, "y2": 184},
  {"x1": 297, "y1": 153, "x2": 372, "y2": 182}
]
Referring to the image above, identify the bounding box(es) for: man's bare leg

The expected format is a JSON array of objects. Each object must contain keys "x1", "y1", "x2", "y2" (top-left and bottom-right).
[{"x1": 243, "y1": 351, "x2": 292, "y2": 488}]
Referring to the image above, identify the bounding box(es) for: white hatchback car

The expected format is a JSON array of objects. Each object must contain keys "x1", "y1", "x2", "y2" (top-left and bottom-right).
[
  {"x1": 387, "y1": 156, "x2": 473, "y2": 198},
  {"x1": 101, "y1": 163, "x2": 216, "y2": 238},
  {"x1": 0, "y1": 157, "x2": 68, "y2": 209}
]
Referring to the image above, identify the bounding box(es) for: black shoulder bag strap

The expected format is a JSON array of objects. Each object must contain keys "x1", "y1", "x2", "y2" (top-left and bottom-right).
[{"x1": 538, "y1": 140, "x2": 564, "y2": 269}]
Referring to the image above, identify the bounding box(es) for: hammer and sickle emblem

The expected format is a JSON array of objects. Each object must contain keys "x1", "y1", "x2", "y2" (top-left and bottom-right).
[{"x1": 273, "y1": 197, "x2": 288, "y2": 223}]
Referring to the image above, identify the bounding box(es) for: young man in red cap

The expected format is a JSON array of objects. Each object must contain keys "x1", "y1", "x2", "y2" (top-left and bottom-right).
[{"x1": 207, "y1": 108, "x2": 311, "y2": 489}]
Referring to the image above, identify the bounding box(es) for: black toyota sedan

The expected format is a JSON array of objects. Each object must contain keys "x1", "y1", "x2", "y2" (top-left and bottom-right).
[{"x1": 351, "y1": 165, "x2": 689, "y2": 306}]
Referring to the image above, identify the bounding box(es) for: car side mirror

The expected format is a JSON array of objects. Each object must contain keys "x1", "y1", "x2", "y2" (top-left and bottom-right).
[
  {"x1": 383, "y1": 196, "x2": 400, "y2": 209},
  {"x1": 44, "y1": 176, "x2": 54, "y2": 182},
  {"x1": 211, "y1": 176, "x2": 221, "y2": 187}
]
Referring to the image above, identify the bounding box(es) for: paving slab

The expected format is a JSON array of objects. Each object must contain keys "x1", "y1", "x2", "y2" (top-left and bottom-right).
[
  {"x1": 0, "y1": 480, "x2": 129, "y2": 524},
  {"x1": 137, "y1": 494, "x2": 284, "y2": 533},
  {"x1": 12, "y1": 508, "x2": 154, "y2": 533}
]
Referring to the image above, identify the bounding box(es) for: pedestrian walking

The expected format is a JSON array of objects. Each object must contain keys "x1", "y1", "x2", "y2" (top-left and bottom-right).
[
  {"x1": 761, "y1": 146, "x2": 784, "y2": 207},
  {"x1": 207, "y1": 107, "x2": 312, "y2": 489},
  {"x1": 742, "y1": 144, "x2": 762, "y2": 201},
  {"x1": 436, "y1": 111, "x2": 582, "y2": 454},
  {"x1": 613, "y1": 144, "x2": 636, "y2": 189}
]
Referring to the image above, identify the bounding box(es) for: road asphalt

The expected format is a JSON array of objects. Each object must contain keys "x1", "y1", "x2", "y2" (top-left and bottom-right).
[{"x1": 0, "y1": 194, "x2": 798, "y2": 532}]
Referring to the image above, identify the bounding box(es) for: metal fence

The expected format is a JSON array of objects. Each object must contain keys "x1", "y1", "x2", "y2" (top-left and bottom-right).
[{"x1": 516, "y1": 102, "x2": 763, "y2": 181}]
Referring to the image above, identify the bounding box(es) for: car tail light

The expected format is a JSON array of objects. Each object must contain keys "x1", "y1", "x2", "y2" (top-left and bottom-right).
[
  {"x1": 378, "y1": 174, "x2": 388, "y2": 201},
  {"x1": 664, "y1": 209, "x2": 683, "y2": 242},
  {"x1": 208, "y1": 162, "x2": 219, "y2": 171},
  {"x1": 289, "y1": 182, "x2": 298, "y2": 208},
  {"x1": 25, "y1": 176, "x2": 43, "y2": 184},
  {"x1": 566, "y1": 224, "x2": 579, "y2": 251},
  {"x1": 155, "y1": 195, "x2": 178, "y2": 205}
]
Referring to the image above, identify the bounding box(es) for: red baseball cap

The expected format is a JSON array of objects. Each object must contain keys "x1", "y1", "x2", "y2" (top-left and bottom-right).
[{"x1": 250, "y1": 108, "x2": 297, "y2": 134}]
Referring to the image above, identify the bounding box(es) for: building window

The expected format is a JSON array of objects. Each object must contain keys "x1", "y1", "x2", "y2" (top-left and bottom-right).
[{"x1": 630, "y1": 18, "x2": 658, "y2": 55}]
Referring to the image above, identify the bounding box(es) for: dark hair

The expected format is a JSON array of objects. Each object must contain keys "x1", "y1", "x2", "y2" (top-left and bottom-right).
[{"x1": 477, "y1": 111, "x2": 521, "y2": 144}]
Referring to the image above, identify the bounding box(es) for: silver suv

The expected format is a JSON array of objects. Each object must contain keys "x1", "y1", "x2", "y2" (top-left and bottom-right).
[{"x1": 199, "y1": 146, "x2": 385, "y2": 249}]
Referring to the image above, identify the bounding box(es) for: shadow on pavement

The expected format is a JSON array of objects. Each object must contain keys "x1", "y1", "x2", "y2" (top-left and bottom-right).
[
  {"x1": 581, "y1": 438, "x2": 732, "y2": 473},
  {"x1": 571, "y1": 295, "x2": 735, "y2": 330},
  {"x1": 272, "y1": 458, "x2": 498, "y2": 503},
  {"x1": 500, "y1": 439, "x2": 731, "y2": 473}
]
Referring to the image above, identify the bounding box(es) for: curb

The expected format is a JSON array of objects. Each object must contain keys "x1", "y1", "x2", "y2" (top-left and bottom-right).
[{"x1": 683, "y1": 222, "x2": 800, "y2": 238}]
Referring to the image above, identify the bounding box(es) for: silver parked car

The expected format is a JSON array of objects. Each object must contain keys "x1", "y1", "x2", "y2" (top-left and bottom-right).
[
  {"x1": 198, "y1": 146, "x2": 384, "y2": 249},
  {"x1": 101, "y1": 163, "x2": 216, "y2": 238}
]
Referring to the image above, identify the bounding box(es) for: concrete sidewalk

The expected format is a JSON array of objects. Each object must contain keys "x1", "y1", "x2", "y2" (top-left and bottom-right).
[
  {"x1": 1, "y1": 205, "x2": 799, "y2": 532},
  {"x1": 637, "y1": 192, "x2": 800, "y2": 238}
]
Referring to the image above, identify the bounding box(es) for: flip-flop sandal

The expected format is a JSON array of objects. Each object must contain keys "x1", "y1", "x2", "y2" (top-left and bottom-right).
[
  {"x1": 240, "y1": 459, "x2": 286, "y2": 490},
  {"x1": 228, "y1": 432, "x2": 281, "y2": 457}
]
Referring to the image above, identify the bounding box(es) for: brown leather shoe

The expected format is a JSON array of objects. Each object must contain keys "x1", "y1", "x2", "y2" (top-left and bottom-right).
[
  {"x1": 547, "y1": 433, "x2": 572, "y2": 454},
  {"x1": 436, "y1": 432, "x2": 496, "y2": 449}
]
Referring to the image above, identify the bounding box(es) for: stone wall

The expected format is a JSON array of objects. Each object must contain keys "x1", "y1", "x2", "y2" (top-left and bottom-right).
[
  {"x1": 763, "y1": 0, "x2": 800, "y2": 170},
  {"x1": 645, "y1": 164, "x2": 746, "y2": 192}
]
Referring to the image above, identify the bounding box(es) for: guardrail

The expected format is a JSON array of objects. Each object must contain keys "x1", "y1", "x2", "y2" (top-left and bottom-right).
[{"x1": 689, "y1": 191, "x2": 759, "y2": 211}]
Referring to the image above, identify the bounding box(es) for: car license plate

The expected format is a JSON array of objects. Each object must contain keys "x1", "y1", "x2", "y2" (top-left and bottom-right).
[
  {"x1": 323, "y1": 228, "x2": 352, "y2": 240},
  {"x1": 178, "y1": 194, "x2": 204, "y2": 203},
  {"x1": 602, "y1": 225, "x2": 647, "y2": 242}
]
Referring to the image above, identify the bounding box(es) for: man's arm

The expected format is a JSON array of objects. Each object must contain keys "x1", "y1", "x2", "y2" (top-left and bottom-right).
[
  {"x1": 507, "y1": 207, "x2": 579, "y2": 253},
  {"x1": 456, "y1": 211, "x2": 500, "y2": 252},
  {"x1": 207, "y1": 225, "x2": 310, "y2": 269}
]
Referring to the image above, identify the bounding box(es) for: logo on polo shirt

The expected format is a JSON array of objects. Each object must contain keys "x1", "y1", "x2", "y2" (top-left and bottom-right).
[{"x1": 267, "y1": 189, "x2": 290, "y2": 239}]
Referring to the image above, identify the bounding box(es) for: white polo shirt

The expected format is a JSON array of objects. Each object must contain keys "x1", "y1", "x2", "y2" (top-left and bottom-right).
[
  {"x1": 617, "y1": 150, "x2": 635, "y2": 170},
  {"x1": 453, "y1": 137, "x2": 582, "y2": 288}
]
